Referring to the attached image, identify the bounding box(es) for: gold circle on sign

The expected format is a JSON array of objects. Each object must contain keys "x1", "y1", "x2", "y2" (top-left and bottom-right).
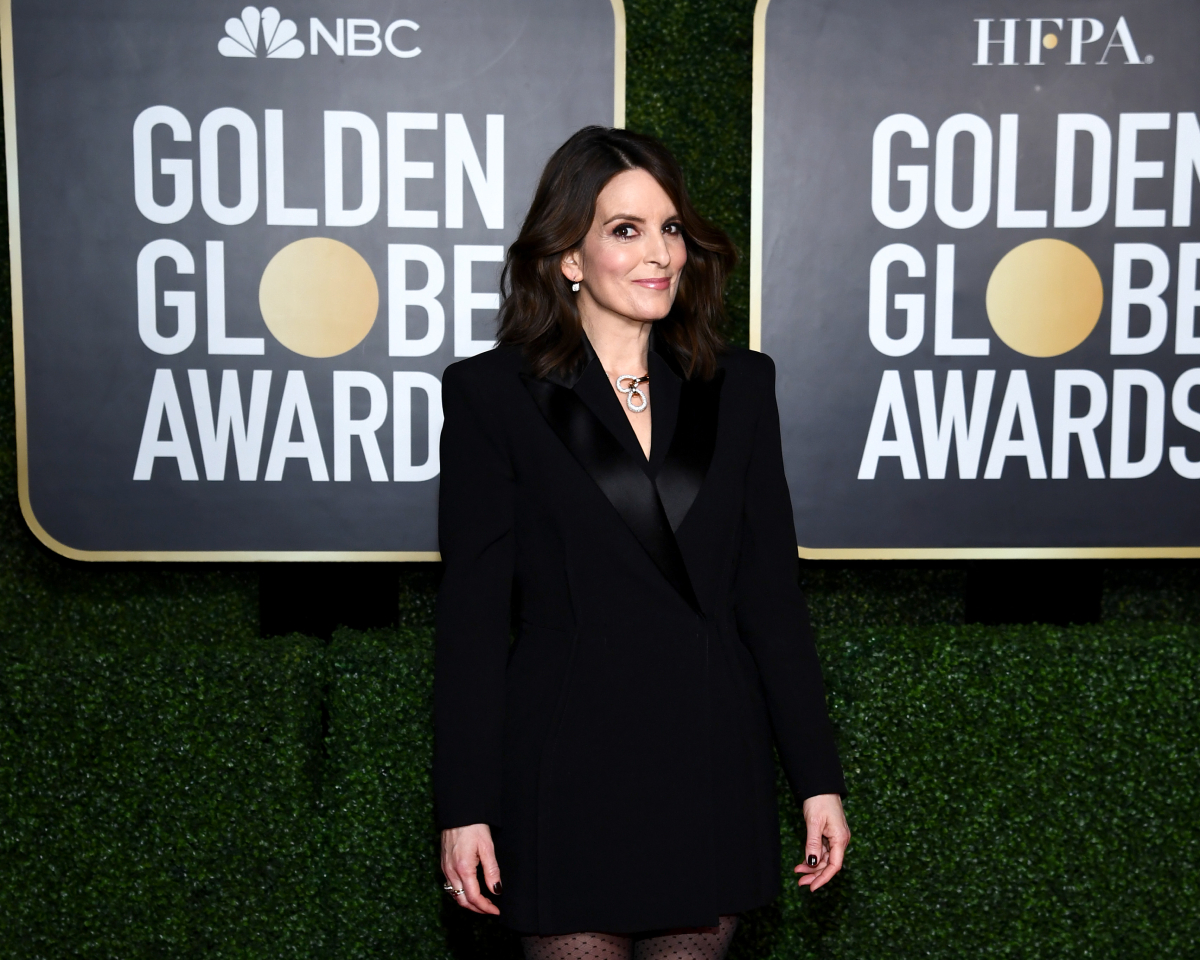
[
  {"x1": 1043, "y1": 33, "x2": 1058, "y2": 49},
  {"x1": 986, "y1": 239, "x2": 1103, "y2": 357},
  {"x1": 259, "y1": 238, "x2": 379, "y2": 358}
]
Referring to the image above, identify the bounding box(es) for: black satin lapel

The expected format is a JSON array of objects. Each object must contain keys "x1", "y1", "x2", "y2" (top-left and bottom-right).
[
  {"x1": 647, "y1": 351, "x2": 680, "y2": 476},
  {"x1": 521, "y1": 375, "x2": 701, "y2": 613},
  {"x1": 572, "y1": 359, "x2": 648, "y2": 468},
  {"x1": 655, "y1": 369, "x2": 725, "y2": 532}
]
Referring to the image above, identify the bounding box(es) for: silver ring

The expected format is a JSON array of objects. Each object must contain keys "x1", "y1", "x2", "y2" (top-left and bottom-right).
[
  {"x1": 453, "y1": 888, "x2": 465, "y2": 897},
  {"x1": 442, "y1": 883, "x2": 455, "y2": 893}
]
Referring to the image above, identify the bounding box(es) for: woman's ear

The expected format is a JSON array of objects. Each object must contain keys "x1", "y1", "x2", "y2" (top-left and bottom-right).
[{"x1": 560, "y1": 249, "x2": 582, "y2": 283}]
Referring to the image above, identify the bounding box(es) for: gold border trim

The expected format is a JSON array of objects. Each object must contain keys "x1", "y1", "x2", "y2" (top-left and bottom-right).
[
  {"x1": 611, "y1": 0, "x2": 626, "y2": 129},
  {"x1": 800, "y1": 546, "x2": 1200, "y2": 560},
  {"x1": 749, "y1": 0, "x2": 770, "y2": 352},
  {"x1": 752, "y1": 0, "x2": 1197, "y2": 561},
  {"x1": 0, "y1": 0, "x2": 627, "y2": 563}
]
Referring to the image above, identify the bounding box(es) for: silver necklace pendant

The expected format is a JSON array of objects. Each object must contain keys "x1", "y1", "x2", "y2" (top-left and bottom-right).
[{"x1": 616, "y1": 374, "x2": 649, "y2": 413}]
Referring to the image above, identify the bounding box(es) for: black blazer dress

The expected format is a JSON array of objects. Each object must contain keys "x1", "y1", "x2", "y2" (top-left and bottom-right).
[{"x1": 434, "y1": 333, "x2": 845, "y2": 936}]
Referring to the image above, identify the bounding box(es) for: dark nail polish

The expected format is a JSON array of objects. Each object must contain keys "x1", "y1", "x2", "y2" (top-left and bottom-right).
[
  {"x1": 806, "y1": 854, "x2": 818, "y2": 867},
  {"x1": 493, "y1": 881, "x2": 503, "y2": 896}
]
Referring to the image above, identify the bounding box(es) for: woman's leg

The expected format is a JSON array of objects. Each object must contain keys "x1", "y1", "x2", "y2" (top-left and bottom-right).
[
  {"x1": 522, "y1": 932, "x2": 633, "y2": 960},
  {"x1": 631, "y1": 915, "x2": 739, "y2": 960}
]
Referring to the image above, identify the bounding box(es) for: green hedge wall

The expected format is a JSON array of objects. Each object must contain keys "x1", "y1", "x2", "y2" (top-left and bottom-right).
[
  {"x1": 2, "y1": 624, "x2": 1197, "y2": 958},
  {"x1": 0, "y1": 632, "x2": 325, "y2": 958}
]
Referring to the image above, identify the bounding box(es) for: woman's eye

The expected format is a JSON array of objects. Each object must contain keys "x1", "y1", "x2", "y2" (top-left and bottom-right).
[
  {"x1": 613, "y1": 224, "x2": 635, "y2": 238},
  {"x1": 664, "y1": 223, "x2": 681, "y2": 235}
]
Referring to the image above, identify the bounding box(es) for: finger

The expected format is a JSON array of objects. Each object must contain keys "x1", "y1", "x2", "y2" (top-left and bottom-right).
[
  {"x1": 808, "y1": 863, "x2": 838, "y2": 892},
  {"x1": 442, "y1": 864, "x2": 468, "y2": 902},
  {"x1": 803, "y1": 814, "x2": 825, "y2": 871},
  {"x1": 826, "y1": 828, "x2": 850, "y2": 875},
  {"x1": 808, "y1": 832, "x2": 850, "y2": 892},
  {"x1": 796, "y1": 865, "x2": 824, "y2": 888},
  {"x1": 479, "y1": 838, "x2": 503, "y2": 897},
  {"x1": 441, "y1": 843, "x2": 460, "y2": 893},
  {"x1": 794, "y1": 839, "x2": 827, "y2": 882},
  {"x1": 442, "y1": 863, "x2": 458, "y2": 889},
  {"x1": 458, "y1": 863, "x2": 499, "y2": 915},
  {"x1": 448, "y1": 865, "x2": 484, "y2": 913}
]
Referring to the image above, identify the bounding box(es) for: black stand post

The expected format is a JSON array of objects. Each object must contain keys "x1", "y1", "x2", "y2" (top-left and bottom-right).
[
  {"x1": 965, "y1": 561, "x2": 1102, "y2": 626},
  {"x1": 259, "y1": 563, "x2": 401, "y2": 639}
]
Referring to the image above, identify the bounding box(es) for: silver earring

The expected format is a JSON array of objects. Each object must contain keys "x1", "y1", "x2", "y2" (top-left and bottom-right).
[{"x1": 571, "y1": 281, "x2": 580, "y2": 293}]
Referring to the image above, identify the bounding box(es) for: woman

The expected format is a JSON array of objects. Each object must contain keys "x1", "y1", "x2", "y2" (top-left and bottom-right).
[{"x1": 435, "y1": 127, "x2": 849, "y2": 959}]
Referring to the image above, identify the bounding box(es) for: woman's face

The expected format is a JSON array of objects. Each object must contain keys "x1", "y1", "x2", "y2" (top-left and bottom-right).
[{"x1": 562, "y1": 168, "x2": 688, "y2": 324}]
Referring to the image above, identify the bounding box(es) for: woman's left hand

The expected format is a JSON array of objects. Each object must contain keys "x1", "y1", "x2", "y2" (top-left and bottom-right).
[{"x1": 794, "y1": 793, "x2": 850, "y2": 892}]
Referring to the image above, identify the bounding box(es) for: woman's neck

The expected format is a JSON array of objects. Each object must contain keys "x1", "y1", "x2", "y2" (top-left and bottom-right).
[{"x1": 582, "y1": 314, "x2": 652, "y2": 377}]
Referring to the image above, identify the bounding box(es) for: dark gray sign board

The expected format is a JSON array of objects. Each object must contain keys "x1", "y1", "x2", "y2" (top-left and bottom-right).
[
  {"x1": 2, "y1": 0, "x2": 623, "y2": 559},
  {"x1": 753, "y1": 0, "x2": 1200, "y2": 557}
]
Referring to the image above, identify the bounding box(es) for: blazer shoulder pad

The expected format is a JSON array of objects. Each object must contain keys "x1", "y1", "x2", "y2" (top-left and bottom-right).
[
  {"x1": 442, "y1": 343, "x2": 524, "y2": 395},
  {"x1": 718, "y1": 346, "x2": 777, "y2": 390}
]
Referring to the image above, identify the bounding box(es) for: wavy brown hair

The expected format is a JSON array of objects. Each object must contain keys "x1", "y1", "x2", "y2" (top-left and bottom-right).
[{"x1": 497, "y1": 126, "x2": 736, "y2": 380}]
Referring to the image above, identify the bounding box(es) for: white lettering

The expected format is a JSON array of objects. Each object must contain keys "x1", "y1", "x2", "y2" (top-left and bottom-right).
[
  {"x1": 934, "y1": 244, "x2": 989, "y2": 355},
  {"x1": 1098, "y1": 16, "x2": 1142, "y2": 65},
  {"x1": 199, "y1": 107, "x2": 258, "y2": 226},
  {"x1": 264, "y1": 371, "x2": 329, "y2": 481},
  {"x1": 997, "y1": 115, "x2": 1047, "y2": 228},
  {"x1": 206, "y1": 241, "x2": 264, "y2": 355},
  {"x1": 871, "y1": 114, "x2": 929, "y2": 229},
  {"x1": 1051, "y1": 369, "x2": 1107, "y2": 478},
  {"x1": 1054, "y1": 114, "x2": 1112, "y2": 228},
  {"x1": 868, "y1": 244, "x2": 925, "y2": 357},
  {"x1": 1110, "y1": 369, "x2": 1164, "y2": 478},
  {"x1": 265, "y1": 110, "x2": 317, "y2": 226},
  {"x1": 347, "y1": 19, "x2": 381, "y2": 56},
  {"x1": 133, "y1": 106, "x2": 192, "y2": 224},
  {"x1": 137, "y1": 239, "x2": 195, "y2": 355},
  {"x1": 387, "y1": 113, "x2": 438, "y2": 228},
  {"x1": 1176, "y1": 244, "x2": 1200, "y2": 354},
  {"x1": 1026, "y1": 19, "x2": 1063, "y2": 66},
  {"x1": 389, "y1": 244, "x2": 445, "y2": 356},
  {"x1": 1171, "y1": 113, "x2": 1200, "y2": 227},
  {"x1": 974, "y1": 18, "x2": 1017, "y2": 66},
  {"x1": 858, "y1": 370, "x2": 920, "y2": 479},
  {"x1": 1111, "y1": 243, "x2": 1170, "y2": 355},
  {"x1": 133, "y1": 369, "x2": 198, "y2": 480},
  {"x1": 333, "y1": 371, "x2": 389, "y2": 481},
  {"x1": 445, "y1": 114, "x2": 504, "y2": 229},
  {"x1": 914, "y1": 369, "x2": 995, "y2": 479},
  {"x1": 310, "y1": 18, "x2": 344, "y2": 56},
  {"x1": 984, "y1": 370, "x2": 1046, "y2": 478},
  {"x1": 454, "y1": 245, "x2": 502, "y2": 357},
  {"x1": 188, "y1": 369, "x2": 271, "y2": 480},
  {"x1": 1169, "y1": 369, "x2": 1200, "y2": 478},
  {"x1": 393, "y1": 372, "x2": 443, "y2": 481},
  {"x1": 325, "y1": 111, "x2": 381, "y2": 227},
  {"x1": 385, "y1": 20, "x2": 420, "y2": 58},
  {"x1": 935, "y1": 114, "x2": 992, "y2": 229},
  {"x1": 1068, "y1": 18, "x2": 1104, "y2": 65},
  {"x1": 1115, "y1": 113, "x2": 1170, "y2": 228}
]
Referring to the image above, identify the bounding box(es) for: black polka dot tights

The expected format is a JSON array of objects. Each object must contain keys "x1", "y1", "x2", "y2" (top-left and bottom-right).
[{"x1": 522, "y1": 915, "x2": 738, "y2": 960}]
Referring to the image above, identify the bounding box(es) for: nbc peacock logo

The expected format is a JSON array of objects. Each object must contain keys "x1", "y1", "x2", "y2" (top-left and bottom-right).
[{"x1": 219, "y1": 6, "x2": 305, "y2": 58}]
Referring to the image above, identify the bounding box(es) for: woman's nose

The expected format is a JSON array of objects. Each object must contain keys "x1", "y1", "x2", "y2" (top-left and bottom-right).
[{"x1": 645, "y1": 229, "x2": 671, "y2": 267}]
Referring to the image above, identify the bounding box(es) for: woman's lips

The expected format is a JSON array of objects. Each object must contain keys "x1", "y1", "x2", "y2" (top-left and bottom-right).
[{"x1": 632, "y1": 277, "x2": 672, "y2": 290}]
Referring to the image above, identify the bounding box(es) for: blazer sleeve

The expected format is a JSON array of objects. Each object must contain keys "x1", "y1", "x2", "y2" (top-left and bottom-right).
[
  {"x1": 433, "y1": 361, "x2": 516, "y2": 829},
  {"x1": 733, "y1": 355, "x2": 847, "y2": 801}
]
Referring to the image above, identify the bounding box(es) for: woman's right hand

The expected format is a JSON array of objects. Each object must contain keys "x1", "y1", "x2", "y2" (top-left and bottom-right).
[{"x1": 441, "y1": 823, "x2": 502, "y2": 915}]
